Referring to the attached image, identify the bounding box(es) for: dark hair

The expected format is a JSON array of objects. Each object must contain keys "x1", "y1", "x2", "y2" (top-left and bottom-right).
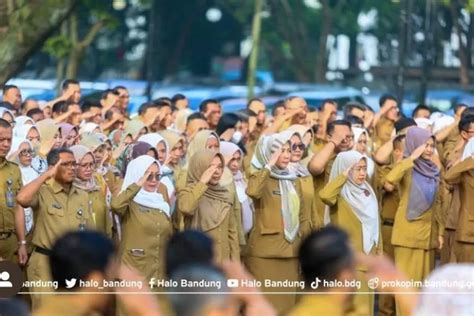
[
  {"x1": 154, "y1": 97, "x2": 172, "y2": 105},
  {"x1": 81, "y1": 100, "x2": 102, "y2": 112},
  {"x1": 299, "y1": 226, "x2": 354, "y2": 288},
  {"x1": 327, "y1": 119, "x2": 351, "y2": 136},
  {"x1": 344, "y1": 114, "x2": 364, "y2": 127},
  {"x1": 113, "y1": 85, "x2": 127, "y2": 92},
  {"x1": 47, "y1": 148, "x2": 73, "y2": 166},
  {"x1": 272, "y1": 100, "x2": 286, "y2": 117},
  {"x1": 52, "y1": 101, "x2": 67, "y2": 114},
  {"x1": 101, "y1": 89, "x2": 119, "y2": 101},
  {"x1": 2, "y1": 84, "x2": 19, "y2": 95},
  {"x1": 199, "y1": 99, "x2": 219, "y2": 113},
  {"x1": 26, "y1": 108, "x2": 43, "y2": 118},
  {"x1": 461, "y1": 106, "x2": 474, "y2": 119},
  {"x1": 171, "y1": 93, "x2": 186, "y2": 103},
  {"x1": 379, "y1": 94, "x2": 397, "y2": 107},
  {"x1": 393, "y1": 134, "x2": 406, "y2": 148},
  {"x1": 61, "y1": 79, "x2": 79, "y2": 90},
  {"x1": 50, "y1": 231, "x2": 115, "y2": 290},
  {"x1": 152, "y1": 99, "x2": 172, "y2": 110},
  {"x1": 395, "y1": 117, "x2": 417, "y2": 133},
  {"x1": 62, "y1": 101, "x2": 80, "y2": 114},
  {"x1": 0, "y1": 118, "x2": 11, "y2": 129},
  {"x1": 0, "y1": 101, "x2": 14, "y2": 110},
  {"x1": 320, "y1": 99, "x2": 337, "y2": 111},
  {"x1": 138, "y1": 102, "x2": 157, "y2": 116},
  {"x1": 412, "y1": 104, "x2": 431, "y2": 118},
  {"x1": 343, "y1": 102, "x2": 366, "y2": 118},
  {"x1": 459, "y1": 114, "x2": 474, "y2": 132},
  {"x1": 186, "y1": 112, "x2": 207, "y2": 125},
  {"x1": 216, "y1": 113, "x2": 241, "y2": 137},
  {"x1": 165, "y1": 230, "x2": 214, "y2": 278},
  {"x1": 236, "y1": 109, "x2": 252, "y2": 123}
]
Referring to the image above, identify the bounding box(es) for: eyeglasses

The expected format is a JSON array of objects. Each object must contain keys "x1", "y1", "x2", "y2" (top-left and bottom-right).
[
  {"x1": 291, "y1": 143, "x2": 306, "y2": 151},
  {"x1": 79, "y1": 162, "x2": 95, "y2": 170},
  {"x1": 147, "y1": 173, "x2": 161, "y2": 181},
  {"x1": 60, "y1": 161, "x2": 77, "y2": 168},
  {"x1": 19, "y1": 149, "x2": 34, "y2": 157}
]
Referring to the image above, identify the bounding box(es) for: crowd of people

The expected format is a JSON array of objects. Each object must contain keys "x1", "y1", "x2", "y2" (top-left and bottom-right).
[{"x1": 0, "y1": 80, "x2": 473, "y2": 316}]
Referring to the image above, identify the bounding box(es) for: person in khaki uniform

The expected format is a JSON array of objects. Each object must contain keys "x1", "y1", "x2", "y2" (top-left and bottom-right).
[
  {"x1": 175, "y1": 130, "x2": 220, "y2": 230},
  {"x1": 308, "y1": 120, "x2": 354, "y2": 224},
  {"x1": 70, "y1": 145, "x2": 112, "y2": 236},
  {"x1": 320, "y1": 151, "x2": 381, "y2": 316},
  {"x1": 288, "y1": 227, "x2": 354, "y2": 316},
  {"x1": 374, "y1": 135, "x2": 405, "y2": 316},
  {"x1": 287, "y1": 125, "x2": 322, "y2": 230},
  {"x1": 220, "y1": 141, "x2": 253, "y2": 250},
  {"x1": 373, "y1": 95, "x2": 399, "y2": 150},
  {"x1": 245, "y1": 132, "x2": 310, "y2": 315},
  {"x1": 384, "y1": 127, "x2": 444, "y2": 316},
  {"x1": 0, "y1": 119, "x2": 23, "y2": 262},
  {"x1": 111, "y1": 155, "x2": 173, "y2": 316},
  {"x1": 444, "y1": 138, "x2": 474, "y2": 263},
  {"x1": 177, "y1": 150, "x2": 239, "y2": 263},
  {"x1": 16, "y1": 148, "x2": 92, "y2": 309}
]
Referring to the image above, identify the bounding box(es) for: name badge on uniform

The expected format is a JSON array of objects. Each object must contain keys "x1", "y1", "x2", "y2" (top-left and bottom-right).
[
  {"x1": 130, "y1": 249, "x2": 145, "y2": 256},
  {"x1": 272, "y1": 190, "x2": 282, "y2": 196},
  {"x1": 138, "y1": 207, "x2": 150, "y2": 213}
]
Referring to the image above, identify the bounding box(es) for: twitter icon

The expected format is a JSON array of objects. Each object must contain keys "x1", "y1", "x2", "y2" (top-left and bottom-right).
[{"x1": 65, "y1": 278, "x2": 77, "y2": 289}]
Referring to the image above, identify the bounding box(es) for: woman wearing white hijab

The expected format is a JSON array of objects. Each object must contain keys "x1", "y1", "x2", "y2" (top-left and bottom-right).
[
  {"x1": 319, "y1": 150, "x2": 381, "y2": 316},
  {"x1": 7, "y1": 138, "x2": 39, "y2": 238},
  {"x1": 220, "y1": 141, "x2": 254, "y2": 235},
  {"x1": 138, "y1": 133, "x2": 177, "y2": 212},
  {"x1": 352, "y1": 127, "x2": 375, "y2": 181},
  {"x1": 111, "y1": 155, "x2": 172, "y2": 285},
  {"x1": 14, "y1": 116, "x2": 35, "y2": 126}
]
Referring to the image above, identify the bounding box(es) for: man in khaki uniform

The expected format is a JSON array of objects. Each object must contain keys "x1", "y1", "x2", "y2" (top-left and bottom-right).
[
  {"x1": 16, "y1": 147, "x2": 92, "y2": 308},
  {"x1": 0, "y1": 118, "x2": 23, "y2": 262},
  {"x1": 308, "y1": 120, "x2": 354, "y2": 223},
  {"x1": 373, "y1": 95, "x2": 399, "y2": 150}
]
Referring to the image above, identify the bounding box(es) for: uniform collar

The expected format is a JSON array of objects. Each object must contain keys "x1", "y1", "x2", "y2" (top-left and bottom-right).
[
  {"x1": 0, "y1": 157, "x2": 7, "y2": 168},
  {"x1": 47, "y1": 178, "x2": 77, "y2": 194}
]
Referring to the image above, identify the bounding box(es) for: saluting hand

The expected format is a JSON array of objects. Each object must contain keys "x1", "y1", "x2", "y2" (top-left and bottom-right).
[
  {"x1": 409, "y1": 143, "x2": 426, "y2": 161},
  {"x1": 267, "y1": 147, "x2": 282, "y2": 168},
  {"x1": 45, "y1": 159, "x2": 62, "y2": 180},
  {"x1": 137, "y1": 171, "x2": 151, "y2": 187},
  {"x1": 200, "y1": 165, "x2": 218, "y2": 184}
]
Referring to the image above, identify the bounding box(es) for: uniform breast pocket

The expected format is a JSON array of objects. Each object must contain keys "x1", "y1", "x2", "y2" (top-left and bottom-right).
[
  {"x1": 125, "y1": 249, "x2": 147, "y2": 271},
  {"x1": 47, "y1": 203, "x2": 65, "y2": 217}
]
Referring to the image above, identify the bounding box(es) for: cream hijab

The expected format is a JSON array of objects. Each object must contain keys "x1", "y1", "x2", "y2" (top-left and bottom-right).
[
  {"x1": 352, "y1": 127, "x2": 375, "y2": 179},
  {"x1": 251, "y1": 131, "x2": 301, "y2": 242},
  {"x1": 328, "y1": 150, "x2": 379, "y2": 254},
  {"x1": 286, "y1": 125, "x2": 313, "y2": 177},
  {"x1": 184, "y1": 130, "x2": 220, "y2": 168},
  {"x1": 186, "y1": 150, "x2": 232, "y2": 231},
  {"x1": 120, "y1": 155, "x2": 170, "y2": 217}
]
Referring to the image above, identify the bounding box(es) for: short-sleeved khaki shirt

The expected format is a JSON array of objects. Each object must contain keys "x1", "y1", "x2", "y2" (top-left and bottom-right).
[{"x1": 30, "y1": 179, "x2": 92, "y2": 249}]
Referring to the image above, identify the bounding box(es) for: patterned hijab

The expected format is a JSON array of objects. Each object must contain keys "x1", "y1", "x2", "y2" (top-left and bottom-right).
[{"x1": 251, "y1": 131, "x2": 300, "y2": 242}]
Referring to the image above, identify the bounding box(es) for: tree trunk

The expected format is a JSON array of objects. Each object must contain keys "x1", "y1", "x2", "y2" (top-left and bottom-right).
[
  {"x1": 0, "y1": 0, "x2": 78, "y2": 84},
  {"x1": 315, "y1": 0, "x2": 331, "y2": 82},
  {"x1": 247, "y1": 0, "x2": 263, "y2": 98},
  {"x1": 450, "y1": 0, "x2": 470, "y2": 87}
]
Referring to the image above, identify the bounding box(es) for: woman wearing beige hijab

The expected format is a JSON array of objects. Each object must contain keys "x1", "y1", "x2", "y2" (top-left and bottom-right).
[
  {"x1": 175, "y1": 129, "x2": 220, "y2": 192},
  {"x1": 32, "y1": 119, "x2": 63, "y2": 174},
  {"x1": 177, "y1": 149, "x2": 239, "y2": 263}
]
